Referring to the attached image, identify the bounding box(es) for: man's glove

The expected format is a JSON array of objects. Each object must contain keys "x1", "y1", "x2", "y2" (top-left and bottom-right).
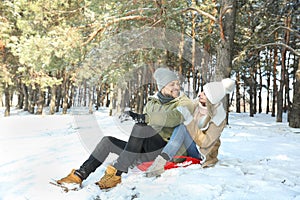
[
  {"x1": 124, "y1": 111, "x2": 146, "y2": 124},
  {"x1": 176, "y1": 106, "x2": 193, "y2": 125}
]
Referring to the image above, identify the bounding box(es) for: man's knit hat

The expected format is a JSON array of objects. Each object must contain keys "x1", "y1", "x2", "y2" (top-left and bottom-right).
[
  {"x1": 153, "y1": 68, "x2": 178, "y2": 91},
  {"x1": 203, "y1": 78, "x2": 235, "y2": 104}
]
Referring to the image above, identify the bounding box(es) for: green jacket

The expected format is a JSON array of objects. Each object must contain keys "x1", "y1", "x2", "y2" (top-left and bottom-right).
[{"x1": 144, "y1": 93, "x2": 194, "y2": 142}]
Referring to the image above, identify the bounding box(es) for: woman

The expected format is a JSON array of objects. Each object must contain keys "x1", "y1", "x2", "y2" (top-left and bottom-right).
[{"x1": 145, "y1": 78, "x2": 235, "y2": 177}]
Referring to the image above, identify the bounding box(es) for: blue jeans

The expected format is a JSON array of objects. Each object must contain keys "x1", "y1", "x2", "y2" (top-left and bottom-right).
[{"x1": 162, "y1": 124, "x2": 200, "y2": 160}]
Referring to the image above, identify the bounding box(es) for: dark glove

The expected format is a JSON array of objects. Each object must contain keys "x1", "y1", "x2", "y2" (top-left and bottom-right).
[{"x1": 124, "y1": 111, "x2": 146, "y2": 124}]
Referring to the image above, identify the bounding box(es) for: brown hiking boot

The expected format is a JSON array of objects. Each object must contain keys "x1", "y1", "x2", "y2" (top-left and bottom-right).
[
  {"x1": 202, "y1": 158, "x2": 218, "y2": 168},
  {"x1": 96, "y1": 165, "x2": 121, "y2": 189},
  {"x1": 57, "y1": 169, "x2": 82, "y2": 186}
]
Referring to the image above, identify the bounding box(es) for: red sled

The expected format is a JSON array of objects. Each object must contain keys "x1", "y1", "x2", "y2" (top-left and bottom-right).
[{"x1": 137, "y1": 156, "x2": 201, "y2": 171}]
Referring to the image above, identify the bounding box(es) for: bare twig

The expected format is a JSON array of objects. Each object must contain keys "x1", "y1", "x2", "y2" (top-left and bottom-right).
[
  {"x1": 253, "y1": 42, "x2": 300, "y2": 57},
  {"x1": 268, "y1": 26, "x2": 300, "y2": 38}
]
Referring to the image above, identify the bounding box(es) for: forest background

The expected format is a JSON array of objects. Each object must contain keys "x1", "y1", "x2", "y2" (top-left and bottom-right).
[{"x1": 0, "y1": 0, "x2": 299, "y2": 128}]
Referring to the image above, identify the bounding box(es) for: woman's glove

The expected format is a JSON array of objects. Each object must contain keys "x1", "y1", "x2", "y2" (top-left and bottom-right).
[
  {"x1": 124, "y1": 111, "x2": 146, "y2": 124},
  {"x1": 176, "y1": 106, "x2": 193, "y2": 125}
]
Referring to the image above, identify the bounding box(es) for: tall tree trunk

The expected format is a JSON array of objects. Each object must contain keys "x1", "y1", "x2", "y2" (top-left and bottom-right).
[
  {"x1": 28, "y1": 85, "x2": 35, "y2": 114},
  {"x1": 235, "y1": 71, "x2": 241, "y2": 113},
  {"x1": 243, "y1": 82, "x2": 246, "y2": 113},
  {"x1": 23, "y1": 84, "x2": 29, "y2": 111},
  {"x1": 253, "y1": 67, "x2": 257, "y2": 114},
  {"x1": 95, "y1": 85, "x2": 101, "y2": 110},
  {"x1": 88, "y1": 86, "x2": 93, "y2": 114},
  {"x1": 216, "y1": 0, "x2": 236, "y2": 81},
  {"x1": 46, "y1": 86, "x2": 51, "y2": 107},
  {"x1": 289, "y1": 60, "x2": 300, "y2": 128},
  {"x1": 191, "y1": 13, "x2": 197, "y2": 98},
  {"x1": 62, "y1": 76, "x2": 70, "y2": 114},
  {"x1": 285, "y1": 52, "x2": 291, "y2": 115},
  {"x1": 272, "y1": 46, "x2": 278, "y2": 117},
  {"x1": 108, "y1": 83, "x2": 114, "y2": 116},
  {"x1": 49, "y1": 85, "x2": 57, "y2": 115},
  {"x1": 249, "y1": 70, "x2": 255, "y2": 117},
  {"x1": 4, "y1": 84, "x2": 10, "y2": 117},
  {"x1": 68, "y1": 82, "x2": 74, "y2": 109},
  {"x1": 137, "y1": 70, "x2": 144, "y2": 114},
  {"x1": 277, "y1": 15, "x2": 290, "y2": 122},
  {"x1": 285, "y1": 16, "x2": 292, "y2": 118},
  {"x1": 177, "y1": 22, "x2": 185, "y2": 75},
  {"x1": 216, "y1": 0, "x2": 236, "y2": 124},
  {"x1": 17, "y1": 80, "x2": 24, "y2": 109},
  {"x1": 56, "y1": 84, "x2": 62, "y2": 112},
  {"x1": 36, "y1": 85, "x2": 44, "y2": 115},
  {"x1": 258, "y1": 65, "x2": 262, "y2": 113},
  {"x1": 83, "y1": 80, "x2": 87, "y2": 107},
  {"x1": 117, "y1": 87, "x2": 122, "y2": 113},
  {"x1": 266, "y1": 70, "x2": 271, "y2": 114}
]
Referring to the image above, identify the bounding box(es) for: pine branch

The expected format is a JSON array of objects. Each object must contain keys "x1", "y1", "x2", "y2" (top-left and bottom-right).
[{"x1": 82, "y1": 15, "x2": 151, "y2": 46}]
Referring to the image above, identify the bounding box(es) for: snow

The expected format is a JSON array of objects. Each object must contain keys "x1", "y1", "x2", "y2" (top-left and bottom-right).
[{"x1": 0, "y1": 107, "x2": 300, "y2": 200}]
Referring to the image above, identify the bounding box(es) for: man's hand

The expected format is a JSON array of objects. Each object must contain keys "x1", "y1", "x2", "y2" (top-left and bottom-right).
[{"x1": 124, "y1": 111, "x2": 146, "y2": 124}]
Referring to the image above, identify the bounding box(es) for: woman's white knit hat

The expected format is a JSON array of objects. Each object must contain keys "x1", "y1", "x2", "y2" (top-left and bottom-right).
[
  {"x1": 153, "y1": 68, "x2": 178, "y2": 91},
  {"x1": 203, "y1": 78, "x2": 235, "y2": 104}
]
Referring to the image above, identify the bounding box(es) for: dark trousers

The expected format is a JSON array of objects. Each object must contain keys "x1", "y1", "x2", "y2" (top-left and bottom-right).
[{"x1": 76, "y1": 124, "x2": 167, "y2": 180}]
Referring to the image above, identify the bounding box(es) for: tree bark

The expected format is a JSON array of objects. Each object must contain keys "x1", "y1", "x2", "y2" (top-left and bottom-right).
[
  {"x1": 88, "y1": 86, "x2": 93, "y2": 114},
  {"x1": 83, "y1": 80, "x2": 87, "y2": 107},
  {"x1": 266, "y1": 70, "x2": 271, "y2": 114},
  {"x1": 235, "y1": 71, "x2": 241, "y2": 113},
  {"x1": 23, "y1": 84, "x2": 29, "y2": 111},
  {"x1": 68, "y1": 82, "x2": 74, "y2": 109},
  {"x1": 108, "y1": 83, "x2": 114, "y2": 116},
  {"x1": 258, "y1": 65, "x2": 262, "y2": 113},
  {"x1": 49, "y1": 85, "x2": 57, "y2": 115},
  {"x1": 289, "y1": 60, "x2": 300, "y2": 128},
  {"x1": 36, "y1": 85, "x2": 44, "y2": 115},
  {"x1": 62, "y1": 75, "x2": 70, "y2": 114},
  {"x1": 4, "y1": 84, "x2": 10, "y2": 117},
  {"x1": 272, "y1": 47, "x2": 278, "y2": 117},
  {"x1": 17, "y1": 80, "x2": 24, "y2": 109},
  {"x1": 56, "y1": 84, "x2": 62, "y2": 112},
  {"x1": 28, "y1": 85, "x2": 35, "y2": 114},
  {"x1": 216, "y1": 0, "x2": 237, "y2": 124}
]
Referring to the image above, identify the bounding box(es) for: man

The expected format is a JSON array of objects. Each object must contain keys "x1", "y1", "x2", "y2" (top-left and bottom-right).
[{"x1": 56, "y1": 67, "x2": 194, "y2": 189}]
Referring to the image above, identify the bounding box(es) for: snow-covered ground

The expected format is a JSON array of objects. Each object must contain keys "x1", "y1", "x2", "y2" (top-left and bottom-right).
[{"x1": 0, "y1": 107, "x2": 299, "y2": 200}]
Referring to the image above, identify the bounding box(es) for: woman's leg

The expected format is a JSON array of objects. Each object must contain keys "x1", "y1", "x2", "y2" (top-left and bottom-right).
[
  {"x1": 182, "y1": 128, "x2": 201, "y2": 159},
  {"x1": 161, "y1": 124, "x2": 200, "y2": 160},
  {"x1": 145, "y1": 124, "x2": 201, "y2": 178}
]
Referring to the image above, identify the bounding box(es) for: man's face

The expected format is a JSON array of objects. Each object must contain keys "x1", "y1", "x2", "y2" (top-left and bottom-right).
[
  {"x1": 199, "y1": 91, "x2": 207, "y2": 105},
  {"x1": 161, "y1": 80, "x2": 180, "y2": 98}
]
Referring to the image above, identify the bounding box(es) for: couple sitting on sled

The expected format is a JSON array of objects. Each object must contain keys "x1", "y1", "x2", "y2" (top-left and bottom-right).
[{"x1": 56, "y1": 67, "x2": 235, "y2": 189}]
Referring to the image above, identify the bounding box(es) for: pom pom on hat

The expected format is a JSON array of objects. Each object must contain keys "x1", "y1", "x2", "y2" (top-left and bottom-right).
[
  {"x1": 222, "y1": 78, "x2": 235, "y2": 94},
  {"x1": 203, "y1": 78, "x2": 235, "y2": 104},
  {"x1": 153, "y1": 68, "x2": 178, "y2": 91}
]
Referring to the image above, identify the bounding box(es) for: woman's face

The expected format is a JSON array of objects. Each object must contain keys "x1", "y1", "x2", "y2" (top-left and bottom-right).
[
  {"x1": 161, "y1": 80, "x2": 180, "y2": 98},
  {"x1": 199, "y1": 91, "x2": 207, "y2": 105}
]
